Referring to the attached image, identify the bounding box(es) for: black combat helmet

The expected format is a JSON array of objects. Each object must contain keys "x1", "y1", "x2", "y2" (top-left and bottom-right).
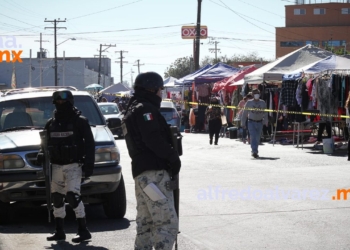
[
  {"x1": 52, "y1": 90, "x2": 74, "y2": 105},
  {"x1": 134, "y1": 72, "x2": 164, "y2": 91}
]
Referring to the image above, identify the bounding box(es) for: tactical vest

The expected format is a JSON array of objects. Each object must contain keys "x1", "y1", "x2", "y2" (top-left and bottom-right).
[{"x1": 47, "y1": 117, "x2": 78, "y2": 165}]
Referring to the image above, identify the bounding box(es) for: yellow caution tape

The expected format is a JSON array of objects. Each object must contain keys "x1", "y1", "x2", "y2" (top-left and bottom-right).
[{"x1": 162, "y1": 99, "x2": 350, "y2": 119}]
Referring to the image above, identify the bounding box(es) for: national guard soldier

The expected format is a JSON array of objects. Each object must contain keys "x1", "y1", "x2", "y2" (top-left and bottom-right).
[
  {"x1": 122, "y1": 72, "x2": 181, "y2": 250},
  {"x1": 37, "y1": 90, "x2": 95, "y2": 243}
]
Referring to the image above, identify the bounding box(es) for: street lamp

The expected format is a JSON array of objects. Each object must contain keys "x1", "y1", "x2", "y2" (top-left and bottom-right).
[
  {"x1": 57, "y1": 37, "x2": 76, "y2": 46},
  {"x1": 55, "y1": 38, "x2": 76, "y2": 86}
]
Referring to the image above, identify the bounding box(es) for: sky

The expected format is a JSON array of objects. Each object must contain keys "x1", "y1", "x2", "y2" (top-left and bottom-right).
[{"x1": 0, "y1": 0, "x2": 294, "y2": 85}]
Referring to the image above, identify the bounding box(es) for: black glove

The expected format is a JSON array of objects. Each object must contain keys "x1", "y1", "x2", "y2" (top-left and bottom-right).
[
  {"x1": 82, "y1": 164, "x2": 93, "y2": 178},
  {"x1": 36, "y1": 153, "x2": 44, "y2": 166},
  {"x1": 169, "y1": 158, "x2": 181, "y2": 176}
]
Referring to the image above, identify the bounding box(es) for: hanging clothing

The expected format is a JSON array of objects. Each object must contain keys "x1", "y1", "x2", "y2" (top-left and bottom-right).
[{"x1": 281, "y1": 80, "x2": 298, "y2": 107}]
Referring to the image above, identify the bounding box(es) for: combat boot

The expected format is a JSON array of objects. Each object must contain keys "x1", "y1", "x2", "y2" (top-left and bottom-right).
[
  {"x1": 72, "y1": 217, "x2": 91, "y2": 243},
  {"x1": 47, "y1": 218, "x2": 66, "y2": 241}
]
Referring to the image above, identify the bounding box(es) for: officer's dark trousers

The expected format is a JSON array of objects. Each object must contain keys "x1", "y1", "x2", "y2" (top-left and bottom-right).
[{"x1": 209, "y1": 119, "x2": 222, "y2": 144}]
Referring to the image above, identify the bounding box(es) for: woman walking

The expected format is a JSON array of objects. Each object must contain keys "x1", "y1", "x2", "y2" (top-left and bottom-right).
[{"x1": 205, "y1": 97, "x2": 223, "y2": 145}]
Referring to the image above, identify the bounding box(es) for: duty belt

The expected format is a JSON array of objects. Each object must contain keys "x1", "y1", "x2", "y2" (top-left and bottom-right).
[{"x1": 248, "y1": 119, "x2": 263, "y2": 122}]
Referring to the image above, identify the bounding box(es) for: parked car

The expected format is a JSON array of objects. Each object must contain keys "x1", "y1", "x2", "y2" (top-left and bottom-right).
[
  {"x1": 98, "y1": 102, "x2": 124, "y2": 139},
  {"x1": 160, "y1": 101, "x2": 181, "y2": 129},
  {"x1": 0, "y1": 86, "x2": 126, "y2": 224}
]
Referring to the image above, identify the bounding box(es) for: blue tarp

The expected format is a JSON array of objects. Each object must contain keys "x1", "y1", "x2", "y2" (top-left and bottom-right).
[
  {"x1": 194, "y1": 62, "x2": 240, "y2": 84},
  {"x1": 174, "y1": 64, "x2": 212, "y2": 86}
]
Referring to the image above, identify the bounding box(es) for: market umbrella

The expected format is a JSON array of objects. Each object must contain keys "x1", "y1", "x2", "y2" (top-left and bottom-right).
[{"x1": 85, "y1": 83, "x2": 104, "y2": 91}]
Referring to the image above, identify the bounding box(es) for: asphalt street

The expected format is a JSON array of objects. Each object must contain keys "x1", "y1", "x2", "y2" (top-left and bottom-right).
[{"x1": 1, "y1": 133, "x2": 350, "y2": 250}]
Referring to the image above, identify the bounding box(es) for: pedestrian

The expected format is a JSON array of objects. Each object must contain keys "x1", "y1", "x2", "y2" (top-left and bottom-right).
[
  {"x1": 241, "y1": 88, "x2": 268, "y2": 158},
  {"x1": 122, "y1": 72, "x2": 181, "y2": 250},
  {"x1": 37, "y1": 90, "x2": 95, "y2": 243},
  {"x1": 205, "y1": 97, "x2": 223, "y2": 145},
  {"x1": 314, "y1": 119, "x2": 332, "y2": 146},
  {"x1": 237, "y1": 94, "x2": 252, "y2": 143}
]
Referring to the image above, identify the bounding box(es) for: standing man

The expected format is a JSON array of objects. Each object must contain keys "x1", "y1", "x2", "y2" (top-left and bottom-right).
[
  {"x1": 241, "y1": 88, "x2": 268, "y2": 158},
  {"x1": 122, "y1": 72, "x2": 181, "y2": 250},
  {"x1": 37, "y1": 90, "x2": 95, "y2": 243}
]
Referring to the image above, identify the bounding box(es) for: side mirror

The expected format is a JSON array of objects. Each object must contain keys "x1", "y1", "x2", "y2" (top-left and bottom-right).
[
  {"x1": 176, "y1": 107, "x2": 181, "y2": 112},
  {"x1": 107, "y1": 118, "x2": 121, "y2": 129}
]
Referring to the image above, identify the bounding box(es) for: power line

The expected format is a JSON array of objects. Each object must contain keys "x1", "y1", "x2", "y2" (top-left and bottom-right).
[
  {"x1": 60, "y1": 23, "x2": 195, "y2": 35},
  {"x1": 68, "y1": 0, "x2": 143, "y2": 21}
]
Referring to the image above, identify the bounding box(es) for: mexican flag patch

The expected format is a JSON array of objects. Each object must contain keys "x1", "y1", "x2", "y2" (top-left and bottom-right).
[{"x1": 143, "y1": 113, "x2": 154, "y2": 121}]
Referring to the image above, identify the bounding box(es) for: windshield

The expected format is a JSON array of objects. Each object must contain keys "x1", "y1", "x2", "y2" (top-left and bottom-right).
[
  {"x1": 98, "y1": 104, "x2": 120, "y2": 115},
  {"x1": 0, "y1": 95, "x2": 105, "y2": 132}
]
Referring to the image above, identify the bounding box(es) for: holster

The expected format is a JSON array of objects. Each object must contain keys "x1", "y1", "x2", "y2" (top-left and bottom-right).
[
  {"x1": 169, "y1": 126, "x2": 183, "y2": 156},
  {"x1": 166, "y1": 175, "x2": 179, "y2": 191}
]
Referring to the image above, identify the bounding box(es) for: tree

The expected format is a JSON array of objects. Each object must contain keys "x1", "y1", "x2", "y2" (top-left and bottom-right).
[
  {"x1": 200, "y1": 52, "x2": 270, "y2": 67},
  {"x1": 164, "y1": 56, "x2": 193, "y2": 79},
  {"x1": 164, "y1": 52, "x2": 271, "y2": 79}
]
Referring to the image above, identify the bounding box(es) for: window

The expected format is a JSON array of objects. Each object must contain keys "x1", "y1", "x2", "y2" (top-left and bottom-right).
[
  {"x1": 314, "y1": 8, "x2": 326, "y2": 15},
  {"x1": 322, "y1": 40, "x2": 346, "y2": 47},
  {"x1": 294, "y1": 9, "x2": 306, "y2": 15},
  {"x1": 280, "y1": 41, "x2": 305, "y2": 47},
  {"x1": 306, "y1": 41, "x2": 319, "y2": 47},
  {"x1": 341, "y1": 8, "x2": 350, "y2": 14}
]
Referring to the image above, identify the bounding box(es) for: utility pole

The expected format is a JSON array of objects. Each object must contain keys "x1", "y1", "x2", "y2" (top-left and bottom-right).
[
  {"x1": 115, "y1": 50, "x2": 128, "y2": 84},
  {"x1": 190, "y1": 56, "x2": 194, "y2": 73},
  {"x1": 97, "y1": 44, "x2": 116, "y2": 87},
  {"x1": 209, "y1": 41, "x2": 220, "y2": 61},
  {"x1": 195, "y1": 0, "x2": 202, "y2": 70},
  {"x1": 45, "y1": 18, "x2": 66, "y2": 86},
  {"x1": 29, "y1": 49, "x2": 32, "y2": 87},
  {"x1": 35, "y1": 33, "x2": 49, "y2": 87},
  {"x1": 133, "y1": 59, "x2": 144, "y2": 74},
  {"x1": 130, "y1": 67, "x2": 135, "y2": 87}
]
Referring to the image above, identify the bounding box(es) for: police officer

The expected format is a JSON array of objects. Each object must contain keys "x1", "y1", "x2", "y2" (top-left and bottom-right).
[
  {"x1": 122, "y1": 72, "x2": 181, "y2": 250},
  {"x1": 38, "y1": 90, "x2": 95, "y2": 243}
]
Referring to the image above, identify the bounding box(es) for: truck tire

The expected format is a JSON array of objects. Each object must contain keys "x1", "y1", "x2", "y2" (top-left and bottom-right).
[
  {"x1": 0, "y1": 201, "x2": 10, "y2": 224},
  {"x1": 102, "y1": 174, "x2": 126, "y2": 219}
]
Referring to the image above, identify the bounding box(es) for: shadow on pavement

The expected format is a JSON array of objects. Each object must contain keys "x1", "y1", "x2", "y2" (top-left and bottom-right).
[
  {"x1": 0, "y1": 201, "x2": 131, "y2": 234},
  {"x1": 257, "y1": 157, "x2": 280, "y2": 160},
  {"x1": 45, "y1": 241, "x2": 109, "y2": 250}
]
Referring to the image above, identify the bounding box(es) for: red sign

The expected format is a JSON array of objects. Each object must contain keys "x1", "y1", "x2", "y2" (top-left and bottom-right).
[{"x1": 181, "y1": 26, "x2": 208, "y2": 39}]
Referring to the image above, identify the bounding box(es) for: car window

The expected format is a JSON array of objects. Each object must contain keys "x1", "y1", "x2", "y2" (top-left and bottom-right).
[
  {"x1": 99, "y1": 104, "x2": 119, "y2": 115},
  {"x1": 160, "y1": 107, "x2": 175, "y2": 121},
  {"x1": 0, "y1": 95, "x2": 104, "y2": 131}
]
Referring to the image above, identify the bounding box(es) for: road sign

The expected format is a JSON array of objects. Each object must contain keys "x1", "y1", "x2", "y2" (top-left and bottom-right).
[{"x1": 181, "y1": 26, "x2": 208, "y2": 39}]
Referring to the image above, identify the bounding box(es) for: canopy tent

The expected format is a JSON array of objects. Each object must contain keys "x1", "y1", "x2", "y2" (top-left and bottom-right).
[
  {"x1": 303, "y1": 54, "x2": 350, "y2": 74},
  {"x1": 99, "y1": 83, "x2": 132, "y2": 94},
  {"x1": 163, "y1": 76, "x2": 178, "y2": 87},
  {"x1": 243, "y1": 45, "x2": 333, "y2": 85},
  {"x1": 174, "y1": 64, "x2": 212, "y2": 86},
  {"x1": 193, "y1": 62, "x2": 240, "y2": 84},
  {"x1": 85, "y1": 83, "x2": 104, "y2": 91},
  {"x1": 212, "y1": 65, "x2": 258, "y2": 92},
  {"x1": 280, "y1": 55, "x2": 350, "y2": 80}
]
